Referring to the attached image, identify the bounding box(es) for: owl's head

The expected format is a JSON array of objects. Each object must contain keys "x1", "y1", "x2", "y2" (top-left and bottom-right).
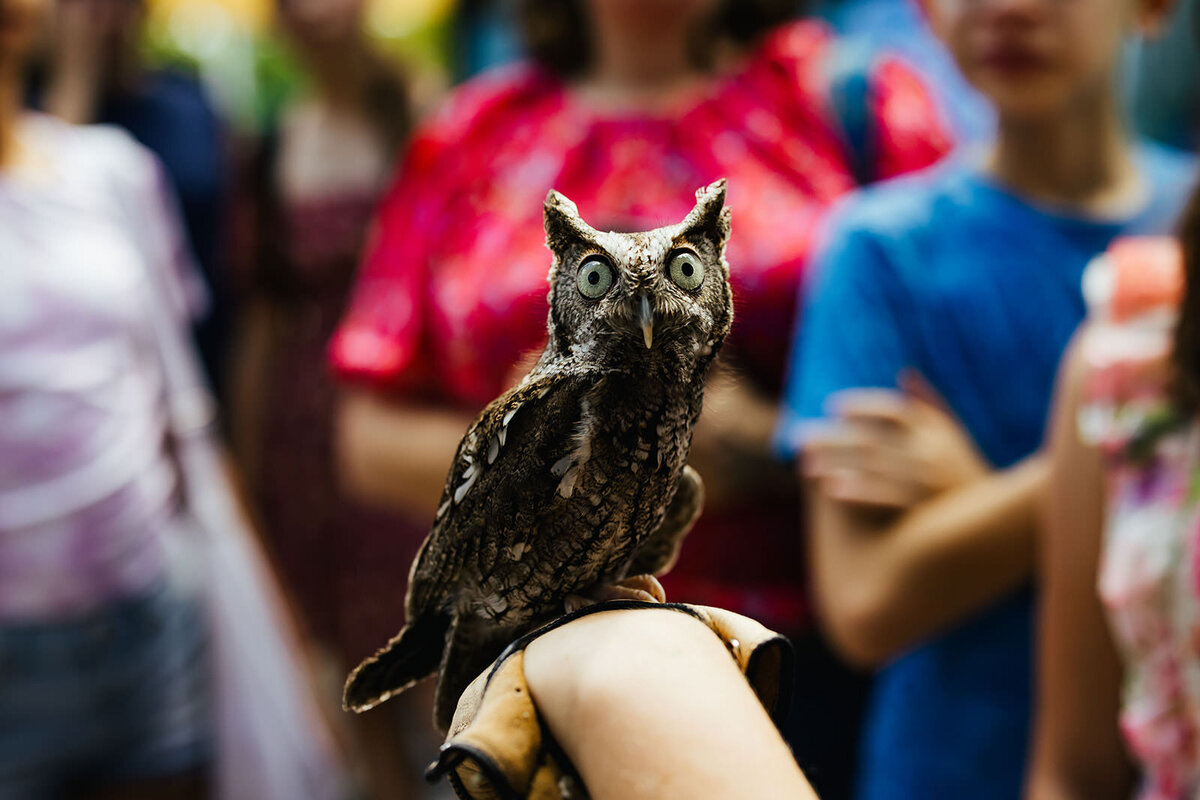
[{"x1": 542, "y1": 179, "x2": 734, "y2": 370}]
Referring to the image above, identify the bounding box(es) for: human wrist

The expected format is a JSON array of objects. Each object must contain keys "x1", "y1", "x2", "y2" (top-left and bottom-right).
[{"x1": 932, "y1": 454, "x2": 990, "y2": 496}]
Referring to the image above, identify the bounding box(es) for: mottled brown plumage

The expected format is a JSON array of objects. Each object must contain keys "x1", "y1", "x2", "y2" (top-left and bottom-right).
[{"x1": 344, "y1": 180, "x2": 734, "y2": 732}]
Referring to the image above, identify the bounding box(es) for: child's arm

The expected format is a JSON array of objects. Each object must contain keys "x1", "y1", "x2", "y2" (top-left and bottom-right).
[
  {"x1": 1026, "y1": 338, "x2": 1133, "y2": 800},
  {"x1": 336, "y1": 388, "x2": 472, "y2": 516},
  {"x1": 785, "y1": 207, "x2": 1042, "y2": 664},
  {"x1": 806, "y1": 445, "x2": 1045, "y2": 666}
]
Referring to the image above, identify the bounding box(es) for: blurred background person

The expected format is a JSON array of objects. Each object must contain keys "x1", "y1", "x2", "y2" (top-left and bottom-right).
[
  {"x1": 32, "y1": 0, "x2": 232, "y2": 399},
  {"x1": 0, "y1": 1, "x2": 214, "y2": 795},
  {"x1": 810, "y1": 0, "x2": 1200, "y2": 150},
  {"x1": 0, "y1": 0, "x2": 348, "y2": 795},
  {"x1": 778, "y1": 0, "x2": 1192, "y2": 799},
  {"x1": 228, "y1": 0, "x2": 427, "y2": 796},
  {"x1": 328, "y1": 1, "x2": 952, "y2": 796},
  {"x1": 1028, "y1": 230, "x2": 1199, "y2": 799}
]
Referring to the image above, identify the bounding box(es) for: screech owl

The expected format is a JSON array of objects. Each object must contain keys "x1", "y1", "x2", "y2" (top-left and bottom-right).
[{"x1": 344, "y1": 179, "x2": 735, "y2": 733}]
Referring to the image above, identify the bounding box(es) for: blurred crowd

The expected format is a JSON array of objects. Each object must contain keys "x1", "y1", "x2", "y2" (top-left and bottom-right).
[{"x1": 2, "y1": 0, "x2": 1199, "y2": 798}]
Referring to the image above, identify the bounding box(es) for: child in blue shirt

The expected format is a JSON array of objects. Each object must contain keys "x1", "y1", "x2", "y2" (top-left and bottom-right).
[{"x1": 776, "y1": 0, "x2": 1196, "y2": 798}]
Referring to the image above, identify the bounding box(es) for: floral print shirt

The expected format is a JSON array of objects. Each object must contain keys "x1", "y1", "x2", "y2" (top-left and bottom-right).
[{"x1": 1081, "y1": 237, "x2": 1200, "y2": 799}]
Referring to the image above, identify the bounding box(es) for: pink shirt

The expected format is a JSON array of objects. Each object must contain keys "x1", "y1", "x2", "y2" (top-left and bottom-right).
[{"x1": 0, "y1": 116, "x2": 205, "y2": 619}]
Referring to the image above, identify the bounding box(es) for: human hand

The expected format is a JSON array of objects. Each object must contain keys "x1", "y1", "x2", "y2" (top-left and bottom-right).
[
  {"x1": 803, "y1": 371, "x2": 989, "y2": 510},
  {"x1": 430, "y1": 603, "x2": 806, "y2": 800}
]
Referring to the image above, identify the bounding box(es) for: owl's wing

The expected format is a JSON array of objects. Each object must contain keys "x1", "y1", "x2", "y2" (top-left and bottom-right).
[
  {"x1": 406, "y1": 363, "x2": 603, "y2": 619},
  {"x1": 626, "y1": 464, "x2": 704, "y2": 577}
]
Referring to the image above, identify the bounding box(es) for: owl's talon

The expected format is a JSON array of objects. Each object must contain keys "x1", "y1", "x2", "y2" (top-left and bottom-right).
[
  {"x1": 587, "y1": 574, "x2": 667, "y2": 605},
  {"x1": 616, "y1": 574, "x2": 667, "y2": 603},
  {"x1": 604, "y1": 588, "x2": 660, "y2": 604}
]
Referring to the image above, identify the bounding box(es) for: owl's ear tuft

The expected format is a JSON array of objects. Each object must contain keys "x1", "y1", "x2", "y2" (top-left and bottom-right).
[
  {"x1": 544, "y1": 190, "x2": 594, "y2": 248},
  {"x1": 683, "y1": 179, "x2": 731, "y2": 254}
]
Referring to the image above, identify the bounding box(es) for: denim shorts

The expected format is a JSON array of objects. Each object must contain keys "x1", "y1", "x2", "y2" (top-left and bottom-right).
[{"x1": 0, "y1": 581, "x2": 213, "y2": 799}]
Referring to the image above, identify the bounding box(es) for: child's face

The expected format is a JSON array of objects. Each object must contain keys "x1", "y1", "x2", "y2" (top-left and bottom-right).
[{"x1": 924, "y1": 0, "x2": 1167, "y2": 120}]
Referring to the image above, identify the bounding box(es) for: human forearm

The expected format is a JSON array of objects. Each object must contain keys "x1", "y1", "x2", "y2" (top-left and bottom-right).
[
  {"x1": 523, "y1": 609, "x2": 816, "y2": 800},
  {"x1": 227, "y1": 302, "x2": 272, "y2": 489},
  {"x1": 1026, "y1": 776, "x2": 1082, "y2": 800},
  {"x1": 1026, "y1": 764, "x2": 1131, "y2": 800},
  {"x1": 690, "y1": 372, "x2": 794, "y2": 510},
  {"x1": 335, "y1": 389, "x2": 469, "y2": 518},
  {"x1": 811, "y1": 455, "x2": 1046, "y2": 666},
  {"x1": 1026, "y1": 338, "x2": 1133, "y2": 800}
]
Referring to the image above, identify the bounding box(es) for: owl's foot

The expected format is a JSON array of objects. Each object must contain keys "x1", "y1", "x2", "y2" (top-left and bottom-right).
[
  {"x1": 564, "y1": 574, "x2": 666, "y2": 614},
  {"x1": 602, "y1": 574, "x2": 667, "y2": 603}
]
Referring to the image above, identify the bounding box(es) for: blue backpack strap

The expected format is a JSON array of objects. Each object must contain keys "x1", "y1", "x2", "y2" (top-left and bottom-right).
[{"x1": 825, "y1": 38, "x2": 878, "y2": 186}]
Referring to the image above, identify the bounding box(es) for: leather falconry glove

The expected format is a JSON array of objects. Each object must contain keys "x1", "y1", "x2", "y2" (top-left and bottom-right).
[{"x1": 425, "y1": 600, "x2": 794, "y2": 800}]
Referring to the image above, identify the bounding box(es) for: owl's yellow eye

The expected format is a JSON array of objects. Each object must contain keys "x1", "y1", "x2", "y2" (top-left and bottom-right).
[
  {"x1": 668, "y1": 251, "x2": 704, "y2": 291},
  {"x1": 577, "y1": 257, "x2": 614, "y2": 299}
]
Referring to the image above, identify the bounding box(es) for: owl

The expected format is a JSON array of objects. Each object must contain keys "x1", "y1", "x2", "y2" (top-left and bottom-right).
[{"x1": 344, "y1": 179, "x2": 735, "y2": 732}]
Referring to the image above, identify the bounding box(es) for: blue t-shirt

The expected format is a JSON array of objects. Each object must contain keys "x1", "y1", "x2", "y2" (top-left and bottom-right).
[{"x1": 777, "y1": 145, "x2": 1196, "y2": 800}]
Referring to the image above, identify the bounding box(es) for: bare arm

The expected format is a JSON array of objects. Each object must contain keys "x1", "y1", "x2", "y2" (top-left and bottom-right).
[
  {"x1": 523, "y1": 609, "x2": 817, "y2": 800},
  {"x1": 227, "y1": 300, "x2": 272, "y2": 491},
  {"x1": 335, "y1": 388, "x2": 471, "y2": 518},
  {"x1": 689, "y1": 369, "x2": 795, "y2": 512},
  {"x1": 807, "y1": 454, "x2": 1046, "y2": 666},
  {"x1": 1026, "y1": 338, "x2": 1133, "y2": 800}
]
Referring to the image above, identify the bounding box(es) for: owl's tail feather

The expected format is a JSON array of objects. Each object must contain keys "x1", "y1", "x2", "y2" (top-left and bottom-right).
[
  {"x1": 433, "y1": 616, "x2": 517, "y2": 734},
  {"x1": 343, "y1": 613, "x2": 450, "y2": 712}
]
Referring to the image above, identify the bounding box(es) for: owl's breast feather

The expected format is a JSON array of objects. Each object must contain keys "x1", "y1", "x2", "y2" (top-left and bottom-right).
[
  {"x1": 439, "y1": 360, "x2": 711, "y2": 622},
  {"x1": 541, "y1": 370, "x2": 701, "y2": 552}
]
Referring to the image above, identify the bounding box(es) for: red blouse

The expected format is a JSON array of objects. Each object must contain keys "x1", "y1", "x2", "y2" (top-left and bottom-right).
[{"x1": 330, "y1": 21, "x2": 951, "y2": 631}]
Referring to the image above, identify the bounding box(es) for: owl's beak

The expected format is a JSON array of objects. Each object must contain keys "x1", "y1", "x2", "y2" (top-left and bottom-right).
[{"x1": 639, "y1": 294, "x2": 655, "y2": 349}]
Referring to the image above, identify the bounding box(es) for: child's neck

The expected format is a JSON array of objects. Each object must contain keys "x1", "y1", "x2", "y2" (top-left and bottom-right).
[{"x1": 987, "y1": 93, "x2": 1143, "y2": 217}]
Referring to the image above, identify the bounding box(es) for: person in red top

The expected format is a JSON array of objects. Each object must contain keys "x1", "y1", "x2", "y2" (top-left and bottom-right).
[{"x1": 329, "y1": 1, "x2": 950, "y2": 796}]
